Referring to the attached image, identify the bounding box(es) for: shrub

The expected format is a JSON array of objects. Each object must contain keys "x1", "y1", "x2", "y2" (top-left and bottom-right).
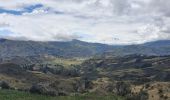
[
  {"x1": 114, "y1": 81, "x2": 131, "y2": 96},
  {"x1": 0, "y1": 81, "x2": 10, "y2": 89},
  {"x1": 126, "y1": 90, "x2": 148, "y2": 100},
  {"x1": 30, "y1": 84, "x2": 57, "y2": 96}
]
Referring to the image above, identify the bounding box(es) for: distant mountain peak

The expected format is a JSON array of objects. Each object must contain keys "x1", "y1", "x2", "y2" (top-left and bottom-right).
[
  {"x1": 71, "y1": 39, "x2": 84, "y2": 42},
  {"x1": 143, "y1": 40, "x2": 170, "y2": 46}
]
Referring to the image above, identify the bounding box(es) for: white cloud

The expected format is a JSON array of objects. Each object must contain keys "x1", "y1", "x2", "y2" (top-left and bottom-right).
[{"x1": 0, "y1": 0, "x2": 170, "y2": 44}]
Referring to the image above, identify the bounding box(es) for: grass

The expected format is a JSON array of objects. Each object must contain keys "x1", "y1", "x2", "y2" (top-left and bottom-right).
[
  {"x1": 50, "y1": 57, "x2": 85, "y2": 68},
  {"x1": 0, "y1": 89, "x2": 125, "y2": 100}
]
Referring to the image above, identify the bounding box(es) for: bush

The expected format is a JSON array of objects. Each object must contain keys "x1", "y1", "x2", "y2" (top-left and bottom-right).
[
  {"x1": 126, "y1": 90, "x2": 148, "y2": 100},
  {"x1": 30, "y1": 84, "x2": 57, "y2": 96},
  {"x1": 114, "y1": 81, "x2": 131, "y2": 96},
  {"x1": 0, "y1": 81, "x2": 10, "y2": 89}
]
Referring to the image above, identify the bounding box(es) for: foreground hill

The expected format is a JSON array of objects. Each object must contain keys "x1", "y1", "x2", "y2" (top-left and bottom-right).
[
  {"x1": 0, "y1": 55, "x2": 170, "y2": 100},
  {"x1": 0, "y1": 38, "x2": 170, "y2": 58},
  {"x1": 81, "y1": 55, "x2": 170, "y2": 100}
]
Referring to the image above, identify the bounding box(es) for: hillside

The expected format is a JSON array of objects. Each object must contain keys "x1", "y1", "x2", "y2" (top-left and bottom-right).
[
  {"x1": 0, "y1": 55, "x2": 170, "y2": 100},
  {"x1": 0, "y1": 39, "x2": 114, "y2": 58},
  {"x1": 81, "y1": 55, "x2": 170, "y2": 100},
  {"x1": 0, "y1": 39, "x2": 170, "y2": 58},
  {"x1": 104, "y1": 40, "x2": 170, "y2": 56}
]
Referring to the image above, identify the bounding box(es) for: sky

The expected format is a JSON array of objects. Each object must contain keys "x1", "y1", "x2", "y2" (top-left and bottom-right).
[{"x1": 0, "y1": 0, "x2": 170, "y2": 45}]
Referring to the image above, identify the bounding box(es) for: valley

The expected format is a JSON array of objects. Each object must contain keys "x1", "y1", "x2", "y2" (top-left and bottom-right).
[
  {"x1": 0, "y1": 53, "x2": 170, "y2": 100},
  {"x1": 0, "y1": 39, "x2": 170, "y2": 100},
  {"x1": 0, "y1": 0, "x2": 169, "y2": 99}
]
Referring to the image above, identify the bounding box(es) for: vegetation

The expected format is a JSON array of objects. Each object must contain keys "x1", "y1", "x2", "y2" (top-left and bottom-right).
[
  {"x1": 0, "y1": 89, "x2": 124, "y2": 100},
  {"x1": 0, "y1": 54, "x2": 170, "y2": 100},
  {"x1": 1, "y1": 39, "x2": 170, "y2": 58}
]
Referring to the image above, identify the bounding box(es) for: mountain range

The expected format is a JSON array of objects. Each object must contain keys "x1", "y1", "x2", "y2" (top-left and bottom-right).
[{"x1": 0, "y1": 38, "x2": 170, "y2": 58}]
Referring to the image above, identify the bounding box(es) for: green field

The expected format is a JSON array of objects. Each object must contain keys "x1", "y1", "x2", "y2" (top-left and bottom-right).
[
  {"x1": 50, "y1": 57, "x2": 85, "y2": 67},
  {"x1": 0, "y1": 90, "x2": 124, "y2": 100}
]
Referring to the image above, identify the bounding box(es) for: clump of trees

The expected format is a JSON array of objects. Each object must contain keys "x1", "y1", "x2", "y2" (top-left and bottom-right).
[{"x1": 21, "y1": 64, "x2": 81, "y2": 77}]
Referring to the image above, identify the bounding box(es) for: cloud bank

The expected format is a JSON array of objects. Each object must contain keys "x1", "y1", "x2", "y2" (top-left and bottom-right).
[{"x1": 0, "y1": 0, "x2": 170, "y2": 44}]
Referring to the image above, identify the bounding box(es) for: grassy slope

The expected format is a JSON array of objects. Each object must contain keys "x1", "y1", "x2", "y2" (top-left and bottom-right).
[
  {"x1": 51, "y1": 57, "x2": 85, "y2": 66},
  {"x1": 0, "y1": 90, "x2": 125, "y2": 100}
]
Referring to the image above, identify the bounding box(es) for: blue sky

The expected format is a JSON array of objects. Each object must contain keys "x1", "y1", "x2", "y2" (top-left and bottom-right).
[
  {"x1": 0, "y1": 30, "x2": 12, "y2": 35},
  {"x1": 0, "y1": 4, "x2": 43, "y2": 15},
  {"x1": 0, "y1": 0, "x2": 170, "y2": 44}
]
